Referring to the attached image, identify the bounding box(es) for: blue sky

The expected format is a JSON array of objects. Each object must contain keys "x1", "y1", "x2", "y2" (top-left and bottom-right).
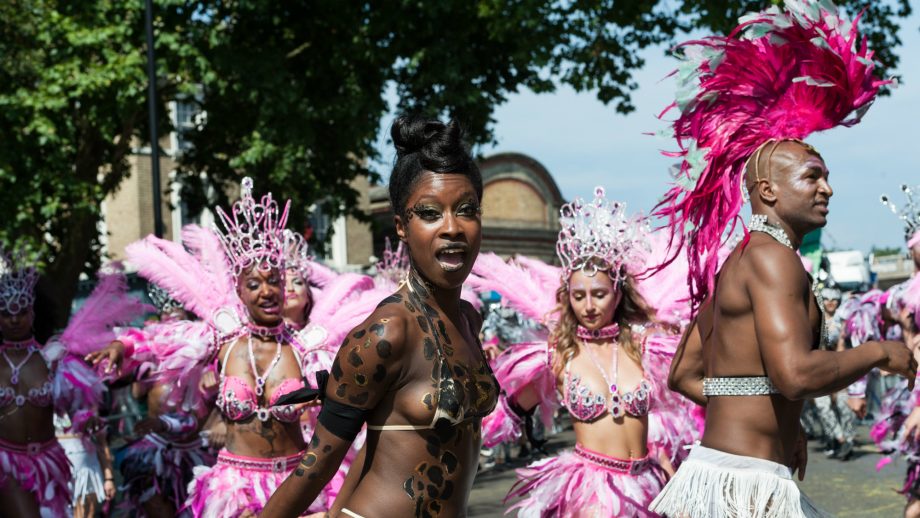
[{"x1": 376, "y1": 11, "x2": 919, "y2": 254}]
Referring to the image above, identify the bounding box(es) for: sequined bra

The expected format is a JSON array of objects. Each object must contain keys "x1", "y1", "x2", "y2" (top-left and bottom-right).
[
  {"x1": 0, "y1": 343, "x2": 53, "y2": 408},
  {"x1": 563, "y1": 362, "x2": 651, "y2": 422},
  {"x1": 216, "y1": 340, "x2": 306, "y2": 423}
]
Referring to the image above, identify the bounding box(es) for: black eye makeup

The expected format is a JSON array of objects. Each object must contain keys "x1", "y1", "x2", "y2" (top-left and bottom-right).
[{"x1": 409, "y1": 204, "x2": 442, "y2": 222}]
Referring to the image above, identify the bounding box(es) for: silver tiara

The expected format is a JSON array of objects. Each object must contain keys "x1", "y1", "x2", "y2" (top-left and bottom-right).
[
  {"x1": 147, "y1": 283, "x2": 183, "y2": 313},
  {"x1": 880, "y1": 184, "x2": 920, "y2": 242},
  {"x1": 0, "y1": 247, "x2": 38, "y2": 315},
  {"x1": 213, "y1": 177, "x2": 291, "y2": 277},
  {"x1": 556, "y1": 186, "x2": 649, "y2": 284},
  {"x1": 283, "y1": 229, "x2": 312, "y2": 280}
]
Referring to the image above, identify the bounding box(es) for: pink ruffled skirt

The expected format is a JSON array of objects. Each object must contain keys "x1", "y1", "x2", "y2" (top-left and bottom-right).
[
  {"x1": 0, "y1": 436, "x2": 72, "y2": 517},
  {"x1": 507, "y1": 444, "x2": 667, "y2": 517},
  {"x1": 185, "y1": 449, "x2": 326, "y2": 518}
]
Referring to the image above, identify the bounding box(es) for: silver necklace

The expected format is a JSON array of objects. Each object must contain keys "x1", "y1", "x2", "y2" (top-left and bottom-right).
[
  {"x1": 582, "y1": 340, "x2": 626, "y2": 419},
  {"x1": 749, "y1": 214, "x2": 794, "y2": 248},
  {"x1": 2, "y1": 346, "x2": 36, "y2": 385},
  {"x1": 749, "y1": 215, "x2": 829, "y2": 347},
  {"x1": 247, "y1": 333, "x2": 283, "y2": 398}
]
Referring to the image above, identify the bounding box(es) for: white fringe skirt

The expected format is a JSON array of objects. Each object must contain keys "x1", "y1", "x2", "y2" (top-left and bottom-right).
[
  {"x1": 58, "y1": 436, "x2": 105, "y2": 505},
  {"x1": 649, "y1": 445, "x2": 831, "y2": 518}
]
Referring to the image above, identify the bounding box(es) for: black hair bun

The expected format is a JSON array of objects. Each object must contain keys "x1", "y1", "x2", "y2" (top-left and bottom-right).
[{"x1": 391, "y1": 115, "x2": 464, "y2": 160}]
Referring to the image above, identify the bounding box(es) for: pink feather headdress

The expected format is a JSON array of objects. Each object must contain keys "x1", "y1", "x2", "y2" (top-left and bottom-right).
[
  {"x1": 654, "y1": 0, "x2": 890, "y2": 306},
  {"x1": 556, "y1": 186, "x2": 649, "y2": 285},
  {"x1": 0, "y1": 247, "x2": 38, "y2": 315},
  {"x1": 214, "y1": 177, "x2": 291, "y2": 277}
]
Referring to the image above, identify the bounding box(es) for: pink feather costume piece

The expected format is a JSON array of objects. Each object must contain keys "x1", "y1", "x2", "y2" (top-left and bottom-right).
[
  {"x1": 506, "y1": 445, "x2": 668, "y2": 518},
  {"x1": 653, "y1": 0, "x2": 890, "y2": 308}
]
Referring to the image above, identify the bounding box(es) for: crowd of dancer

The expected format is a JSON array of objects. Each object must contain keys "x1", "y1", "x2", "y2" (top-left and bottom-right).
[{"x1": 2, "y1": 1, "x2": 920, "y2": 517}]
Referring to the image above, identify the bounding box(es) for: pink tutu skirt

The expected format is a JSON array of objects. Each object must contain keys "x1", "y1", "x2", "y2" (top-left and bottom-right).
[
  {"x1": 0, "y1": 436, "x2": 72, "y2": 517},
  {"x1": 185, "y1": 449, "x2": 326, "y2": 518},
  {"x1": 507, "y1": 444, "x2": 667, "y2": 517}
]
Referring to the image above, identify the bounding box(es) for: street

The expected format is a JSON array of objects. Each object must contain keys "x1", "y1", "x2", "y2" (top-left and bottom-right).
[{"x1": 469, "y1": 424, "x2": 907, "y2": 517}]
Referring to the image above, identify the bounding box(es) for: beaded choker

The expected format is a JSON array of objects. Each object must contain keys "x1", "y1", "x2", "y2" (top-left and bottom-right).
[
  {"x1": 246, "y1": 321, "x2": 286, "y2": 339},
  {"x1": 749, "y1": 214, "x2": 794, "y2": 249},
  {"x1": 576, "y1": 323, "x2": 620, "y2": 341},
  {"x1": 0, "y1": 337, "x2": 38, "y2": 350}
]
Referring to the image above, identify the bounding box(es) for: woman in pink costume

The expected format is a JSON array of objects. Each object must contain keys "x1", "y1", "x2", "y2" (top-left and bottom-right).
[
  {"x1": 467, "y1": 187, "x2": 701, "y2": 517},
  {"x1": 94, "y1": 178, "x2": 379, "y2": 517},
  {"x1": 0, "y1": 252, "x2": 143, "y2": 517},
  {"x1": 864, "y1": 186, "x2": 920, "y2": 517},
  {"x1": 95, "y1": 281, "x2": 216, "y2": 518}
]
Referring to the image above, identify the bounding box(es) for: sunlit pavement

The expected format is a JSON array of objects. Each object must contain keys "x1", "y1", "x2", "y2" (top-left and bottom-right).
[{"x1": 469, "y1": 424, "x2": 905, "y2": 517}]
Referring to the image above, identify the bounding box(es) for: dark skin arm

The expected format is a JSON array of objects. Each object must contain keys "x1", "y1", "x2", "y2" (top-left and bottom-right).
[
  {"x1": 751, "y1": 248, "x2": 916, "y2": 400},
  {"x1": 329, "y1": 446, "x2": 367, "y2": 517},
  {"x1": 668, "y1": 315, "x2": 707, "y2": 407},
  {"x1": 261, "y1": 308, "x2": 407, "y2": 518}
]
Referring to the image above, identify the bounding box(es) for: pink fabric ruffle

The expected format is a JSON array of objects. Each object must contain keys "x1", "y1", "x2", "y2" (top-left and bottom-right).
[
  {"x1": 0, "y1": 437, "x2": 72, "y2": 516},
  {"x1": 481, "y1": 341, "x2": 557, "y2": 447},
  {"x1": 506, "y1": 445, "x2": 666, "y2": 517},
  {"x1": 185, "y1": 449, "x2": 326, "y2": 517}
]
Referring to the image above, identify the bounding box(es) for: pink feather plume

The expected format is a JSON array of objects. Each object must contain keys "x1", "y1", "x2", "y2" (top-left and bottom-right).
[
  {"x1": 468, "y1": 253, "x2": 558, "y2": 324},
  {"x1": 59, "y1": 269, "x2": 150, "y2": 356},
  {"x1": 653, "y1": 0, "x2": 890, "y2": 307},
  {"x1": 126, "y1": 234, "x2": 235, "y2": 321}
]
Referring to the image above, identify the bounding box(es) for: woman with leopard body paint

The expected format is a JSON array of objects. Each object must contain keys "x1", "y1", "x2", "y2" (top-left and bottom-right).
[{"x1": 263, "y1": 115, "x2": 499, "y2": 518}]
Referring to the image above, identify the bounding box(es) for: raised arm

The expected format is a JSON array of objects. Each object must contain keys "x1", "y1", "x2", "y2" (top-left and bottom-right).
[
  {"x1": 668, "y1": 315, "x2": 707, "y2": 406},
  {"x1": 752, "y1": 248, "x2": 916, "y2": 400},
  {"x1": 262, "y1": 304, "x2": 407, "y2": 518}
]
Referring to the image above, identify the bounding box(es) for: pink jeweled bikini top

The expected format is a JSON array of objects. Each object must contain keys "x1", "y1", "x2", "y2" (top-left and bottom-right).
[
  {"x1": 0, "y1": 339, "x2": 53, "y2": 408},
  {"x1": 564, "y1": 370, "x2": 651, "y2": 422},
  {"x1": 562, "y1": 326, "x2": 651, "y2": 422},
  {"x1": 216, "y1": 339, "x2": 305, "y2": 423}
]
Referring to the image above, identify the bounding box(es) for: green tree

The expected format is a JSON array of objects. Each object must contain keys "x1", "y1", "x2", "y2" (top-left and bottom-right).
[
  {"x1": 1, "y1": 0, "x2": 913, "y2": 323},
  {"x1": 0, "y1": 0, "x2": 197, "y2": 325}
]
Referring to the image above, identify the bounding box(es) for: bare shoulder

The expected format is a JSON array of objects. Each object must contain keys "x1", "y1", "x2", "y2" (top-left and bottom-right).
[
  {"x1": 327, "y1": 292, "x2": 411, "y2": 407},
  {"x1": 342, "y1": 293, "x2": 410, "y2": 358},
  {"x1": 744, "y1": 237, "x2": 809, "y2": 297}
]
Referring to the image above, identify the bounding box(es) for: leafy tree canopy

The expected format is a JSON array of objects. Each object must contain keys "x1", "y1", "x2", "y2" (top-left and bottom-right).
[{"x1": 0, "y1": 0, "x2": 912, "y2": 323}]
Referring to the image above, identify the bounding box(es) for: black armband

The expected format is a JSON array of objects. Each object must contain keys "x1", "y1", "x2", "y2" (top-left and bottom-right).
[
  {"x1": 507, "y1": 397, "x2": 535, "y2": 419},
  {"x1": 318, "y1": 399, "x2": 370, "y2": 441}
]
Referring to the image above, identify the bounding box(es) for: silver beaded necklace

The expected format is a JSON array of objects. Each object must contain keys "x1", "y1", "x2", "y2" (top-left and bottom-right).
[{"x1": 749, "y1": 214, "x2": 830, "y2": 347}]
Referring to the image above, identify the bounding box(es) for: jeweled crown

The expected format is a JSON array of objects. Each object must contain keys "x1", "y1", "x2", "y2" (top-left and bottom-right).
[
  {"x1": 880, "y1": 184, "x2": 920, "y2": 244},
  {"x1": 214, "y1": 177, "x2": 291, "y2": 277},
  {"x1": 283, "y1": 229, "x2": 312, "y2": 280},
  {"x1": 147, "y1": 282, "x2": 183, "y2": 313},
  {"x1": 0, "y1": 247, "x2": 38, "y2": 315},
  {"x1": 375, "y1": 237, "x2": 410, "y2": 287},
  {"x1": 556, "y1": 186, "x2": 649, "y2": 284}
]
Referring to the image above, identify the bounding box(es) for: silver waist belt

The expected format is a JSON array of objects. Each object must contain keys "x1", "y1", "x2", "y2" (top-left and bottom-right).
[{"x1": 702, "y1": 376, "x2": 779, "y2": 396}]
